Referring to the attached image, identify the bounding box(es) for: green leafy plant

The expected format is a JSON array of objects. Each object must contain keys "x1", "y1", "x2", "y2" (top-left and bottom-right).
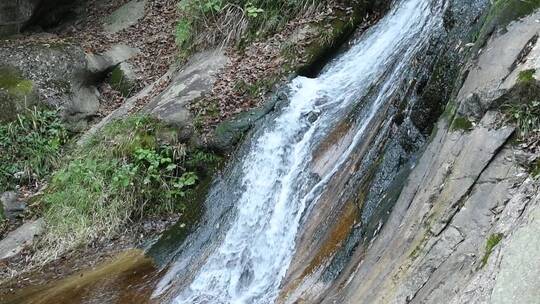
[
  {"x1": 203, "y1": 0, "x2": 223, "y2": 13},
  {"x1": 245, "y1": 2, "x2": 264, "y2": 18},
  {"x1": 175, "y1": 19, "x2": 193, "y2": 47},
  {"x1": 0, "y1": 107, "x2": 68, "y2": 192},
  {"x1": 518, "y1": 69, "x2": 536, "y2": 84}
]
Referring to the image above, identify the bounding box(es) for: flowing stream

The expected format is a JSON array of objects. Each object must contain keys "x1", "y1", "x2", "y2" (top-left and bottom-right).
[{"x1": 165, "y1": 0, "x2": 443, "y2": 303}]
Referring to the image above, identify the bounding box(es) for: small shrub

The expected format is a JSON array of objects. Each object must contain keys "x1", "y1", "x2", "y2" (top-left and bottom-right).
[
  {"x1": 0, "y1": 107, "x2": 68, "y2": 192},
  {"x1": 503, "y1": 100, "x2": 540, "y2": 136},
  {"x1": 481, "y1": 233, "x2": 503, "y2": 267},
  {"x1": 175, "y1": 19, "x2": 193, "y2": 47}
]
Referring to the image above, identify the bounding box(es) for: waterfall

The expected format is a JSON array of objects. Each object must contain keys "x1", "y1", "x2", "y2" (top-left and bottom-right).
[{"x1": 161, "y1": 0, "x2": 444, "y2": 303}]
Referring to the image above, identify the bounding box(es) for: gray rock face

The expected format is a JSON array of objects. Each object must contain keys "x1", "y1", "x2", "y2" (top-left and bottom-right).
[
  {"x1": 457, "y1": 10, "x2": 540, "y2": 118},
  {"x1": 86, "y1": 44, "x2": 140, "y2": 74},
  {"x1": 0, "y1": 42, "x2": 99, "y2": 130},
  {"x1": 0, "y1": 191, "x2": 26, "y2": 219},
  {"x1": 102, "y1": 0, "x2": 147, "y2": 33},
  {"x1": 490, "y1": 202, "x2": 540, "y2": 304},
  {"x1": 80, "y1": 49, "x2": 228, "y2": 145},
  {"x1": 0, "y1": 219, "x2": 44, "y2": 260},
  {"x1": 144, "y1": 49, "x2": 229, "y2": 128},
  {"x1": 0, "y1": 0, "x2": 38, "y2": 37}
]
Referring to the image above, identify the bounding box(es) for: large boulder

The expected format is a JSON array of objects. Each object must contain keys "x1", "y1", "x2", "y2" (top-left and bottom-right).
[
  {"x1": 85, "y1": 44, "x2": 140, "y2": 74},
  {"x1": 0, "y1": 219, "x2": 44, "y2": 260},
  {"x1": 0, "y1": 41, "x2": 100, "y2": 130},
  {"x1": 456, "y1": 9, "x2": 540, "y2": 119},
  {"x1": 0, "y1": 0, "x2": 39, "y2": 37},
  {"x1": 102, "y1": 0, "x2": 147, "y2": 34},
  {"x1": 0, "y1": 65, "x2": 39, "y2": 122},
  {"x1": 143, "y1": 49, "x2": 229, "y2": 129}
]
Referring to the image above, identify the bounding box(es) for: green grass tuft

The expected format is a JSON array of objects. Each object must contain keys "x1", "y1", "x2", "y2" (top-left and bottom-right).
[
  {"x1": 518, "y1": 69, "x2": 536, "y2": 84},
  {"x1": 481, "y1": 233, "x2": 504, "y2": 267},
  {"x1": 175, "y1": 0, "x2": 326, "y2": 52},
  {"x1": 503, "y1": 100, "x2": 540, "y2": 136},
  {"x1": 0, "y1": 107, "x2": 69, "y2": 192}
]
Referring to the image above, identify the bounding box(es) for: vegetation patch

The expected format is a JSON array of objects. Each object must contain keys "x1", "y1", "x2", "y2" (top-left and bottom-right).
[
  {"x1": 0, "y1": 66, "x2": 37, "y2": 122},
  {"x1": 0, "y1": 107, "x2": 68, "y2": 193},
  {"x1": 175, "y1": 0, "x2": 327, "y2": 52},
  {"x1": 35, "y1": 115, "x2": 220, "y2": 261},
  {"x1": 451, "y1": 116, "x2": 473, "y2": 131},
  {"x1": 518, "y1": 69, "x2": 536, "y2": 84},
  {"x1": 502, "y1": 100, "x2": 540, "y2": 136},
  {"x1": 481, "y1": 233, "x2": 503, "y2": 267}
]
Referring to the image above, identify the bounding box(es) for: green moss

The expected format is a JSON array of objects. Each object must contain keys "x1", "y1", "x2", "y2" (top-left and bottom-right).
[
  {"x1": 474, "y1": 0, "x2": 540, "y2": 52},
  {"x1": 409, "y1": 235, "x2": 429, "y2": 260},
  {"x1": 109, "y1": 66, "x2": 134, "y2": 97},
  {"x1": 488, "y1": 0, "x2": 540, "y2": 29},
  {"x1": 0, "y1": 67, "x2": 33, "y2": 96},
  {"x1": 530, "y1": 159, "x2": 540, "y2": 177},
  {"x1": 481, "y1": 233, "x2": 504, "y2": 267},
  {"x1": 213, "y1": 98, "x2": 276, "y2": 150},
  {"x1": 451, "y1": 116, "x2": 473, "y2": 131},
  {"x1": 518, "y1": 69, "x2": 536, "y2": 84},
  {"x1": 0, "y1": 66, "x2": 36, "y2": 122}
]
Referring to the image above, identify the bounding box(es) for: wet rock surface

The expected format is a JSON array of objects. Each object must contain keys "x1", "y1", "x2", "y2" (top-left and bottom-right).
[
  {"x1": 1, "y1": 0, "x2": 539, "y2": 303},
  {"x1": 297, "y1": 6, "x2": 540, "y2": 304}
]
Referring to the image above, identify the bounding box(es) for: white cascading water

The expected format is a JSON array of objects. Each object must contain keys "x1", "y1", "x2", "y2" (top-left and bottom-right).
[{"x1": 169, "y1": 0, "x2": 443, "y2": 303}]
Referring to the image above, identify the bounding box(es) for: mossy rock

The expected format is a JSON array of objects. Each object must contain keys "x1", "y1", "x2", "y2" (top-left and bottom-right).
[
  {"x1": 518, "y1": 69, "x2": 536, "y2": 84},
  {"x1": 451, "y1": 116, "x2": 474, "y2": 131},
  {"x1": 211, "y1": 96, "x2": 278, "y2": 151},
  {"x1": 474, "y1": 0, "x2": 540, "y2": 52},
  {"x1": 109, "y1": 63, "x2": 137, "y2": 97},
  {"x1": 0, "y1": 66, "x2": 37, "y2": 122}
]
